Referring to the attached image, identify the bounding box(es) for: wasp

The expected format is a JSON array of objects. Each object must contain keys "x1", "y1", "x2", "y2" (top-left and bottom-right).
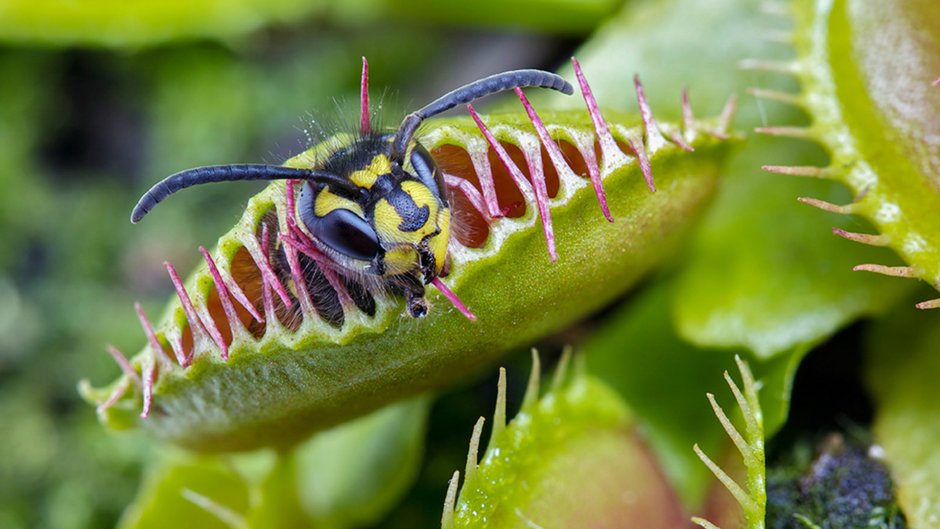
[{"x1": 131, "y1": 64, "x2": 573, "y2": 319}]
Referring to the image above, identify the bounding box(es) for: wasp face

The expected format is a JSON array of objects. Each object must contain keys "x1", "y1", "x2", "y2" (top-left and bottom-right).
[{"x1": 296, "y1": 136, "x2": 450, "y2": 315}]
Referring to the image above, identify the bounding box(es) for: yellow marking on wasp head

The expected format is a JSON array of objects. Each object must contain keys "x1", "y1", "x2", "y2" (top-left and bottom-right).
[
  {"x1": 399, "y1": 180, "x2": 440, "y2": 239},
  {"x1": 314, "y1": 188, "x2": 364, "y2": 218},
  {"x1": 383, "y1": 245, "x2": 419, "y2": 276},
  {"x1": 349, "y1": 154, "x2": 391, "y2": 189},
  {"x1": 374, "y1": 198, "x2": 410, "y2": 243},
  {"x1": 373, "y1": 182, "x2": 442, "y2": 246}
]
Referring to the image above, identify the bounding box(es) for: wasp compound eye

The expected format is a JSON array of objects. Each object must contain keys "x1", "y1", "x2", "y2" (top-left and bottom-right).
[{"x1": 311, "y1": 208, "x2": 382, "y2": 261}]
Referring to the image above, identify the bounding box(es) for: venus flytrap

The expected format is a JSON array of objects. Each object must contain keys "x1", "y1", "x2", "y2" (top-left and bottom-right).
[{"x1": 81, "y1": 60, "x2": 735, "y2": 452}]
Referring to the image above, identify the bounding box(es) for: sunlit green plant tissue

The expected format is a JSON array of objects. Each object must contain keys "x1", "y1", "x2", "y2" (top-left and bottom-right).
[{"x1": 1, "y1": 0, "x2": 937, "y2": 527}]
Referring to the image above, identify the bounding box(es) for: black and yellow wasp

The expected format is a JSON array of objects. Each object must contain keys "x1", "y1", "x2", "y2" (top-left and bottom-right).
[{"x1": 131, "y1": 66, "x2": 573, "y2": 319}]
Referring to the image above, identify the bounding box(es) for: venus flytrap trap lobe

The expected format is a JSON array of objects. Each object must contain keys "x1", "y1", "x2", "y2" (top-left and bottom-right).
[
  {"x1": 441, "y1": 350, "x2": 687, "y2": 529},
  {"x1": 745, "y1": 0, "x2": 940, "y2": 309},
  {"x1": 81, "y1": 57, "x2": 735, "y2": 451}
]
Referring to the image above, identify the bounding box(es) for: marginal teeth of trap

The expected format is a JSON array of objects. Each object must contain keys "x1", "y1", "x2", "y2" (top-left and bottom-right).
[
  {"x1": 456, "y1": 62, "x2": 701, "y2": 260},
  {"x1": 738, "y1": 58, "x2": 802, "y2": 75},
  {"x1": 282, "y1": 180, "x2": 316, "y2": 315},
  {"x1": 442, "y1": 348, "x2": 609, "y2": 528},
  {"x1": 245, "y1": 227, "x2": 294, "y2": 310},
  {"x1": 916, "y1": 298, "x2": 940, "y2": 309},
  {"x1": 610, "y1": 123, "x2": 655, "y2": 192},
  {"x1": 754, "y1": 125, "x2": 815, "y2": 139},
  {"x1": 571, "y1": 57, "x2": 631, "y2": 179},
  {"x1": 798, "y1": 196, "x2": 857, "y2": 214},
  {"x1": 555, "y1": 123, "x2": 613, "y2": 221},
  {"x1": 164, "y1": 327, "x2": 189, "y2": 368},
  {"x1": 359, "y1": 57, "x2": 370, "y2": 135},
  {"x1": 107, "y1": 344, "x2": 141, "y2": 386},
  {"x1": 464, "y1": 417, "x2": 485, "y2": 484},
  {"x1": 97, "y1": 378, "x2": 131, "y2": 415},
  {"x1": 550, "y1": 346, "x2": 573, "y2": 392},
  {"x1": 852, "y1": 263, "x2": 917, "y2": 278},
  {"x1": 446, "y1": 349, "x2": 555, "y2": 527},
  {"x1": 465, "y1": 136, "x2": 502, "y2": 220},
  {"x1": 490, "y1": 367, "x2": 508, "y2": 445},
  {"x1": 97, "y1": 345, "x2": 139, "y2": 415},
  {"x1": 633, "y1": 75, "x2": 667, "y2": 153},
  {"x1": 762, "y1": 164, "x2": 834, "y2": 178},
  {"x1": 714, "y1": 94, "x2": 738, "y2": 139},
  {"x1": 135, "y1": 303, "x2": 172, "y2": 367},
  {"x1": 832, "y1": 228, "x2": 889, "y2": 247},
  {"x1": 140, "y1": 355, "x2": 156, "y2": 419},
  {"x1": 441, "y1": 470, "x2": 461, "y2": 529},
  {"x1": 488, "y1": 121, "x2": 558, "y2": 262},
  {"x1": 165, "y1": 261, "x2": 210, "y2": 364},
  {"x1": 521, "y1": 348, "x2": 541, "y2": 410},
  {"x1": 747, "y1": 87, "x2": 804, "y2": 107},
  {"x1": 444, "y1": 173, "x2": 487, "y2": 218}
]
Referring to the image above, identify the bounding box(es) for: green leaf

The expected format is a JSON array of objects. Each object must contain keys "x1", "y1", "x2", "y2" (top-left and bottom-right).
[{"x1": 866, "y1": 292, "x2": 940, "y2": 529}]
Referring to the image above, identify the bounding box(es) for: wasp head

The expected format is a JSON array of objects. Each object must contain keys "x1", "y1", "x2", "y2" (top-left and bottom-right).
[{"x1": 296, "y1": 137, "x2": 450, "y2": 316}]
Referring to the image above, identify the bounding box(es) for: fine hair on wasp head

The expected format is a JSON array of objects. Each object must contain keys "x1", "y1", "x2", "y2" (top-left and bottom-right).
[{"x1": 129, "y1": 59, "x2": 574, "y2": 320}]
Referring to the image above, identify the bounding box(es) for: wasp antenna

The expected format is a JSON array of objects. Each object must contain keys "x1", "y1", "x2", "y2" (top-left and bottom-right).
[
  {"x1": 106, "y1": 344, "x2": 141, "y2": 386},
  {"x1": 390, "y1": 69, "x2": 574, "y2": 161},
  {"x1": 131, "y1": 165, "x2": 352, "y2": 223}
]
